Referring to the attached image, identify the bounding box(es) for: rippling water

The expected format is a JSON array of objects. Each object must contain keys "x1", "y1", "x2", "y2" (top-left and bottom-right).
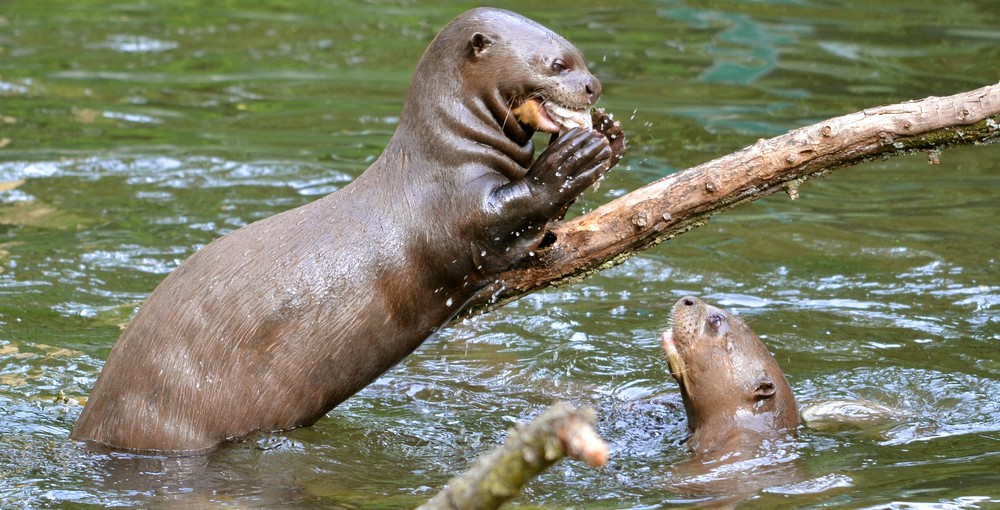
[{"x1": 1, "y1": 0, "x2": 999, "y2": 508}]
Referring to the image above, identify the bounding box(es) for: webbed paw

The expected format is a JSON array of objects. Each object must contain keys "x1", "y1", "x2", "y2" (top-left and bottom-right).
[{"x1": 527, "y1": 127, "x2": 612, "y2": 207}]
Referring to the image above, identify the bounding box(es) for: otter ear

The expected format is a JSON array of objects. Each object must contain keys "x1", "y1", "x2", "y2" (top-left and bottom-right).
[
  {"x1": 753, "y1": 378, "x2": 776, "y2": 401},
  {"x1": 470, "y1": 32, "x2": 492, "y2": 57}
]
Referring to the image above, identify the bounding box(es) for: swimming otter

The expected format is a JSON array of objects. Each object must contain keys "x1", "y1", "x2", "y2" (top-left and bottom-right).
[{"x1": 660, "y1": 296, "x2": 798, "y2": 454}]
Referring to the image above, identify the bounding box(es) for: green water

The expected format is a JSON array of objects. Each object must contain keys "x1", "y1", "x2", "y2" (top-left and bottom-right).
[{"x1": 1, "y1": 0, "x2": 998, "y2": 508}]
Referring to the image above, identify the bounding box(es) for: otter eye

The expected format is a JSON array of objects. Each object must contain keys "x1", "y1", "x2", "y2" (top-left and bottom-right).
[
  {"x1": 707, "y1": 313, "x2": 725, "y2": 330},
  {"x1": 551, "y1": 59, "x2": 568, "y2": 73}
]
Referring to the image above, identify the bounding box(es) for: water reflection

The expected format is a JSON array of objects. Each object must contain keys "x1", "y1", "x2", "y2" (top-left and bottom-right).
[
  {"x1": 96, "y1": 35, "x2": 180, "y2": 54},
  {"x1": 657, "y1": 4, "x2": 794, "y2": 87}
]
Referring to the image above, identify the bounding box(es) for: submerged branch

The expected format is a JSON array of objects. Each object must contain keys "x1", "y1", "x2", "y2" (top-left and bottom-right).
[
  {"x1": 418, "y1": 402, "x2": 607, "y2": 510},
  {"x1": 459, "y1": 82, "x2": 1000, "y2": 318}
]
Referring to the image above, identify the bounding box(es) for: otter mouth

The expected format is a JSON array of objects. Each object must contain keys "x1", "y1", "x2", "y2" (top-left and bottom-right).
[
  {"x1": 660, "y1": 330, "x2": 689, "y2": 391},
  {"x1": 511, "y1": 98, "x2": 592, "y2": 133}
]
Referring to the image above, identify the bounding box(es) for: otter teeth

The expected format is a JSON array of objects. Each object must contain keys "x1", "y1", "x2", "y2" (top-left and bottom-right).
[{"x1": 543, "y1": 102, "x2": 592, "y2": 131}]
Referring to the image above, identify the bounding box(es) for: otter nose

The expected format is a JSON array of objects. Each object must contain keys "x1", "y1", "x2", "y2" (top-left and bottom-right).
[{"x1": 585, "y1": 75, "x2": 601, "y2": 104}]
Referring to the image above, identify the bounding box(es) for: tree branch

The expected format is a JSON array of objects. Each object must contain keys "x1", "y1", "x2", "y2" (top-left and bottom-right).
[
  {"x1": 418, "y1": 402, "x2": 607, "y2": 510},
  {"x1": 459, "y1": 82, "x2": 1000, "y2": 318}
]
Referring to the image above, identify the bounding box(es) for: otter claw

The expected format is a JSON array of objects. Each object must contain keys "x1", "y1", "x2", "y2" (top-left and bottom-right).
[{"x1": 592, "y1": 108, "x2": 626, "y2": 164}]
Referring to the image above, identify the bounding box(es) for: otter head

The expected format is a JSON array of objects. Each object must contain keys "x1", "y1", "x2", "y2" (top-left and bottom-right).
[
  {"x1": 460, "y1": 8, "x2": 600, "y2": 134},
  {"x1": 409, "y1": 8, "x2": 600, "y2": 145},
  {"x1": 660, "y1": 296, "x2": 798, "y2": 453}
]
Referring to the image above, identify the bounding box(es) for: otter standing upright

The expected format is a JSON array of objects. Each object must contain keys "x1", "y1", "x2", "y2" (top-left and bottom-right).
[{"x1": 72, "y1": 8, "x2": 626, "y2": 452}]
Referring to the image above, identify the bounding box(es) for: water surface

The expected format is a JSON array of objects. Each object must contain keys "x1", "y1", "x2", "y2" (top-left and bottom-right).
[{"x1": 1, "y1": 0, "x2": 998, "y2": 508}]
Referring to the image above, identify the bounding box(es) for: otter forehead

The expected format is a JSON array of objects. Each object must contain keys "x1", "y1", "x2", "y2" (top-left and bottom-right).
[
  {"x1": 453, "y1": 8, "x2": 584, "y2": 61},
  {"x1": 461, "y1": 8, "x2": 566, "y2": 41}
]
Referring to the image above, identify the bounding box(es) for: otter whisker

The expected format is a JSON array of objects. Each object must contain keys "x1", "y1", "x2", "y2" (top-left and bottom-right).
[{"x1": 501, "y1": 94, "x2": 521, "y2": 131}]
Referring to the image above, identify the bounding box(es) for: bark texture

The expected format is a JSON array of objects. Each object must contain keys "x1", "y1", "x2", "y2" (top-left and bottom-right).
[{"x1": 460, "y1": 82, "x2": 1000, "y2": 318}]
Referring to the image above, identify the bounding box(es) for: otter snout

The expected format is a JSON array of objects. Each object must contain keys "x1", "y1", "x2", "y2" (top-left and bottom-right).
[{"x1": 584, "y1": 74, "x2": 601, "y2": 104}]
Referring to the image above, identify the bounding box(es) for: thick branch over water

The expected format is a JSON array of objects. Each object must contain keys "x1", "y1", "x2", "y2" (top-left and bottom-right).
[
  {"x1": 418, "y1": 402, "x2": 607, "y2": 510},
  {"x1": 460, "y1": 82, "x2": 1000, "y2": 317}
]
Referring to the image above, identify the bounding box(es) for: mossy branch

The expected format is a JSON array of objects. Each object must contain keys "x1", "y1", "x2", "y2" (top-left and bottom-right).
[{"x1": 418, "y1": 402, "x2": 607, "y2": 510}]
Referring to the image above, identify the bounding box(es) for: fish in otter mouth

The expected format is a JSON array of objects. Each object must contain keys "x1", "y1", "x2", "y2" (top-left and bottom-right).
[{"x1": 511, "y1": 98, "x2": 593, "y2": 132}]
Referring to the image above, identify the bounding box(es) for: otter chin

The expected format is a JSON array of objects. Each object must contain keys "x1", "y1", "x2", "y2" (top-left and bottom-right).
[{"x1": 70, "y1": 7, "x2": 626, "y2": 453}]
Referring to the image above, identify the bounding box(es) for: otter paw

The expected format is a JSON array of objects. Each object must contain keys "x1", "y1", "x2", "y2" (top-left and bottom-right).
[
  {"x1": 487, "y1": 128, "x2": 610, "y2": 231},
  {"x1": 592, "y1": 108, "x2": 626, "y2": 166},
  {"x1": 527, "y1": 127, "x2": 611, "y2": 206}
]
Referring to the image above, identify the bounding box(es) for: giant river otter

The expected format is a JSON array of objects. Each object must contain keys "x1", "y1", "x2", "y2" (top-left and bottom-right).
[
  {"x1": 72, "y1": 8, "x2": 626, "y2": 452},
  {"x1": 660, "y1": 296, "x2": 798, "y2": 454}
]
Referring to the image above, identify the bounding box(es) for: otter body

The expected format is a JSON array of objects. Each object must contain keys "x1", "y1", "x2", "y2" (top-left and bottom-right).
[{"x1": 72, "y1": 8, "x2": 624, "y2": 452}]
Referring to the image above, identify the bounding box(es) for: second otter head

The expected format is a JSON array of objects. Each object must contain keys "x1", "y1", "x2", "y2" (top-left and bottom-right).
[{"x1": 661, "y1": 296, "x2": 798, "y2": 453}]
